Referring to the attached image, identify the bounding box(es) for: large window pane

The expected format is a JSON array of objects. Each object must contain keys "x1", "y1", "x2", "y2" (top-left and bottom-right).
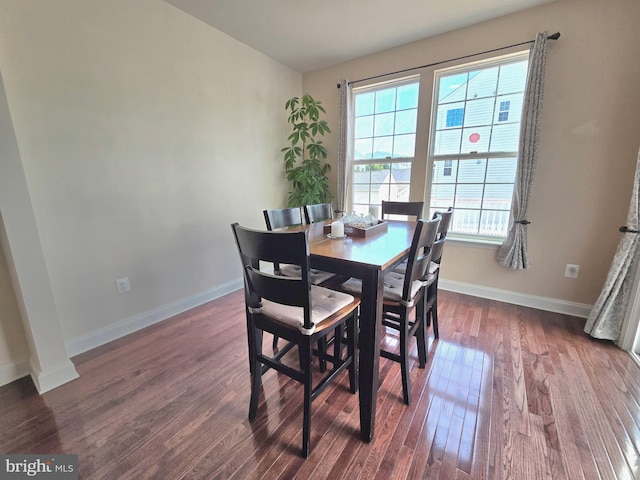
[
  {"x1": 480, "y1": 210, "x2": 511, "y2": 236},
  {"x1": 354, "y1": 138, "x2": 373, "y2": 159},
  {"x1": 467, "y1": 68, "x2": 498, "y2": 99},
  {"x1": 372, "y1": 136, "x2": 393, "y2": 158},
  {"x1": 430, "y1": 184, "x2": 455, "y2": 208},
  {"x1": 436, "y1": 102, "x2": 465, "y2": 130},
  {"x1": 395, "y1": 109, "x2": 417, "y2": 134},
  {"x1": 355, "y1": 91, "x2": 375, "y2": 116},
  {"x1": 375, "y1": 89, "x2": 396, "y2": 113},
  {"x1": 489, "y1": 123, "x2": 520, "y2": 152},
  {"x1": 483, "y1": 184, "x2": 514, "y2": 209},
  {"x1": 486, "y1": 158, "x2": 517, "y2": 182},
  {"x1": 455, "y1": 184, "x2": 484, "y2": 209},
  {"x1": 451, "y1": 209, "x2": 481, "y2": 234},
  {"x1": 458, "y1": 159, "x2": 487, "y2": 183},
  {"x1": 355, "y1": 115, "x2": 373, "y2": 139},
  {"x1": 497, "y1": 61, "x2": 528, "y2": 95},
  {"x1": 374, "y1": 112, "x2": 395, "y2": 137},
  {"x1": 439, "y1": 73, "x2": 468, "y2": 103},
  {"x1": 433, "y1": 129, "x2": 462, "y2": 155},
  {"x1": 464, "y1": 98, "x2": 495, "y2": 127},
  {"x1": 397, "y1": 83, "x2": 420, "y2": 110},
  {"x1": 432, "y1": 160, "x2": 458, "y2": 183},
  {"x1": 392, "y1": 134, "x2": 416, "y2": 158},
  {"x1": 461, "y1": 126, "x2": 491, "y2": 153}
]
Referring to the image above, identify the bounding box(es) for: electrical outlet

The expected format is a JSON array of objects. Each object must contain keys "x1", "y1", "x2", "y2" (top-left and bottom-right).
[
  {"x1": 116, "y1": 277, "x2": 131, "y2": 294},
  {"x1": 564, "y1": 264, "x2": 580, "y2": 278}
]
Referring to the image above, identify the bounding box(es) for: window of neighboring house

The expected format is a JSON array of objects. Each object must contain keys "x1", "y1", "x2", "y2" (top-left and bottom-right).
[
  {"x1": 446, "y1": 108, "x2": 464, "y2": 128},
  {"x1": 498, "y1": 100, "x2": 511, "y2": 122},
  {"x1": 428, "y1": 51, "x2": 529, "y2": 240},
  {"x1": 443, "y1": 160, "x2": 453, "y2": 176},
  {"x1": 351, "y1": 77, "x2": 419, "y2": 215}
]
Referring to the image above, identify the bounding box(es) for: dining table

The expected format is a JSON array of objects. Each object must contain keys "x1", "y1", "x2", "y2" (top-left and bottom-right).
[{"x1": 298, "y1": 219, "x2": 417, "y2": 442}]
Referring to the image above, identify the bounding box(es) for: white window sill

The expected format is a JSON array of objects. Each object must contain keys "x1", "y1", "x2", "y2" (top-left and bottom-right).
[{"x1": 446, "y1": 235, "x2": 503, "y2": 249}]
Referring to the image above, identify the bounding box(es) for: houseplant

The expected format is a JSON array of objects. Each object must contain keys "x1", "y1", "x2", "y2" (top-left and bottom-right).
[{"x1": 281, "y1": 94, "x2": 332, "y2": 207}]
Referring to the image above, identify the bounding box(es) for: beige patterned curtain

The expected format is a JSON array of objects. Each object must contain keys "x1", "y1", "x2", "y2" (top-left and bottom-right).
[
  {"x1": 497, "y1": 32, "x2": 549, "y2": 269},
  {"x1": 584, "y1": 147, "x2": 640, "y2": 341},
  {"x1": 337, "y1": 80, "x2": 354, "y2": 215}
]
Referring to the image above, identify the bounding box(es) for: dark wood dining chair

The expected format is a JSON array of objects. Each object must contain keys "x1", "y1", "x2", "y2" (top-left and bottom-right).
[
  {"x1": 381, "y1": 200, "x2": 424, "y2": 220},
  {"x1": 423, "y1": 207, "x2": 454, "y2": 339},
  {"x1": 304, "y1": 203, "x2": 334, "y2": 224},
  {"x1": 340, "y1": 215, "x2": 441, "y2": 405},
  {"x1": 263, "y1": 207, "x2": 303, "y2": 230},
  {"x1": 263, "y1": 207, "x2": 336, "y2": 352},
  {"x1": 231, "y1": 223, "x2": 359, "y2": 458}
]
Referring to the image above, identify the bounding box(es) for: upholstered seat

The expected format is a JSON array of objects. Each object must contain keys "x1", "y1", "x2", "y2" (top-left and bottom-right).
[
  {"x1": 259, "y1": 284, "x2": 355, "y2": 332},
  {"x1": 279, "y1": 265, "x2": 336, "y2": 285},
  {"x1": 342, "y1": 272, "x2": 424, "y2": 305}
]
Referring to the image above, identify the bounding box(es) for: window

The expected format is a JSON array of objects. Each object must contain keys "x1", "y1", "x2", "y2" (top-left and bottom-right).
[
  {"x1": 443, "y1": 160, "x2": 453, "y2": 176},
  {"x1": 498, "y1": 101, "x2": 511, "y2": 122},
  {"x1": 446, "y1": 108, "x2": 464, "y2": 127},
  {"x1": 352, "y1": 77, "x2": 419, "y2": 215},
  {"x1": 428, "y1": 52, "x2": 529, "y2": 239}
]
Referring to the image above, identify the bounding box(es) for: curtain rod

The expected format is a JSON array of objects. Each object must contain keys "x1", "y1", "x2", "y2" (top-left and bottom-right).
[{"x1": 337, "y1": 32, "x2": 560, "y2": 88}]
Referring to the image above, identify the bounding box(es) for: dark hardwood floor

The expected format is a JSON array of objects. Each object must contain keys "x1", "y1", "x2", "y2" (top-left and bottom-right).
[{"x1": 2, "y1": 290, "x2": 640, "y2": 479}]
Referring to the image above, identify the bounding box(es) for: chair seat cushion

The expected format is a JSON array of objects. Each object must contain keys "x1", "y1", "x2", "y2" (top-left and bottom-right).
[
  {"x1": 341, "y1": 271, "x2": 424, "y2": 304},
  {"x1": 260, "y1": 285, "x2": 355, "y2": 334},
  {"x1": 279, "y1": 264, "x2": 336, "y2": 285},
  {"x1": 392, "y1": 259, "x2": 439, "y2": 276}
]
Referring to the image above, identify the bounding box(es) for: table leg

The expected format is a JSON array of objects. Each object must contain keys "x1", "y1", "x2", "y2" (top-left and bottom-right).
[{"x1": 358, "y1": 267, "x2": 384, "y2": 442}]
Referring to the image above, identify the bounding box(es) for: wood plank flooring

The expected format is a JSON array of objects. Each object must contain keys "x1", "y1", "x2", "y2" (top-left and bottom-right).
[{"x1": 2, "y1": 290, "x2": 640, "y2": 479}]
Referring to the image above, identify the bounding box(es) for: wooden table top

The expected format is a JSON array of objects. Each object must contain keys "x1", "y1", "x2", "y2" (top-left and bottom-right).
[{"x1": 302, "y1": 220, "x2": 416, "y2": 271}]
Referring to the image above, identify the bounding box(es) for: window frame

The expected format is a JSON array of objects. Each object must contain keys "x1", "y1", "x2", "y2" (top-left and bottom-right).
[
  {"x1": 427, "y1": 50, "x2": 530, "y2": 243},
  {"x1": 350, "y1": 75, "x2": 420, "y2": 215}
]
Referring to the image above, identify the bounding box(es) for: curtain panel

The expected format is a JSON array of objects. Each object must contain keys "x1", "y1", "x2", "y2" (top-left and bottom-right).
[
  {"x1": 337, "y1": 80, "x2": 354, "y2": 215},
  {"x1": 497, "y1": 32, "x2": 549, "y2": 269},
  {"x1": 584, "y1": 147, "x2": 640, "y2": 342}
]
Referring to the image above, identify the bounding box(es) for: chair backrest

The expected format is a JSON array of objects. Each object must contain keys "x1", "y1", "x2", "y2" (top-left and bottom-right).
[
  {"x1": 381, "y1": 201, "x2": 424, "y2": 220},
  {"x1": 263, "y1": 207, "x2": 303, "y2": 230},
  {"x1": 304, "y1": 203, "x2": 334, "y2": 224},
  {"x1": 430, "y1": 207, "x2": 453, "y2": 265},
  {"x1": 231, "y1": 223, "x2": 313, "y2": 330},
  {"x1": 402, "y1": 216, "x2": 441, "y2": 302}
]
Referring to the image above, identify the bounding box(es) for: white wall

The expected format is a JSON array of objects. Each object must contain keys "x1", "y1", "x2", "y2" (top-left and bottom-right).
[
  {"x1": 0, "y1": 0, "x2": 301, "y2": 385},
  {"x1": 0, "y1": 217, "x2": 29, "y2": 384}
]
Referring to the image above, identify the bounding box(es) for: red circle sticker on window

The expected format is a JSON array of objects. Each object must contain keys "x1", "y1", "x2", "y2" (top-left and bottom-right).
[{"x1": 469, "y1": 132, "x2": 480, "y2": 143}]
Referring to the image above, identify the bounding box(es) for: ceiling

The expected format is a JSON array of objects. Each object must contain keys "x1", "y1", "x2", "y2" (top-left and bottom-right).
[{"x1": 164, "y1": 0, "x2": 555, "y2": 73}]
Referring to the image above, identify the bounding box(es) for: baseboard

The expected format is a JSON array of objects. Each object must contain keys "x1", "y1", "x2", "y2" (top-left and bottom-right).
[
  {"x1": 439, "y1": 279, "x2": 593, "y2": 318},
  {"x1": 66, "y1": 279, "x2": 243, "y2": 357},
  {"x1": 0, "y1": 358, "x2": 30, "y2": 388},
  {"x1": 29, "y1": 358, "x2": 79, "y2": 394}
]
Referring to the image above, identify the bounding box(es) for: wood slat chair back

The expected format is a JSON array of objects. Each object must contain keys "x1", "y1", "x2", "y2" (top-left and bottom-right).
[
  {"x1": 263, "y1": 207, "x2": 304, "y2": 230},
  {"x1": 381, "y1": 200, "x2": 424, "y2": 220},
  {"x1": 304, "y1": 203, "x2": 334, "y2": 224}
]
